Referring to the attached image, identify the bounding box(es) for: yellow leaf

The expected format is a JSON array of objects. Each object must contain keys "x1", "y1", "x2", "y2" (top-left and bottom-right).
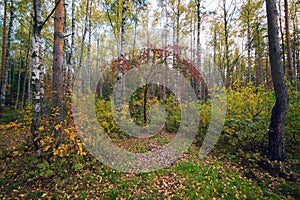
[
  {"x1": 63, "y1": 128, "x2": 70, "y2": 134},
  {"x1": 43, "y1": 145, "x2": 51, "y2": 151},
  {"x1": 55, "y1": 124, "x2": 61, "y2": 131}
]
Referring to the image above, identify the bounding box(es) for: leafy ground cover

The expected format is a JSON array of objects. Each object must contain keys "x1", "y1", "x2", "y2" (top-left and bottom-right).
[
  {"x1": 0, "y1": 121, "x2": 299, "y2": 199},
  {"x1": 0, "y1": 86, "x2": 299, "y2": 199}
]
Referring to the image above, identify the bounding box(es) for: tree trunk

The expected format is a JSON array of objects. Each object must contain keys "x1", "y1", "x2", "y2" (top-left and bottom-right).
[
  {"x1": 196, "y1": 0, "x2": 201, "y2": 98},
  {"x1": 266, "y1": 0, "x2": 289, "y2": 161},
  {"x1": 278, "y1": 0, "x2": 286, "y2": 74},
  {"x1": 66, "y1": 0, "x2": 75, "y2": 95},
  {"x1": 78, "y1": 0, "x2": 89, "y2": 93},
  {"x1": 284, "y1": 0, "x2": 294, "y2": 83},
  {"x1": 132, "y1": 21, "x2": 137, "y2": 58},
  {"x1": 120, "y1": 0, "x2": 128, "y2": 56},
  {"x1": 0, "y1": 0, "x2": 8, "y2": 104},
  {"x1": 21, "y1": 28, "x2": 32, "y2": 109},
  {"x1": 31, "y1": 0, "x2": 45, "y2": 156},
  {"x1": 223, "y1": 0, "x2": 231, "y2": 88},
  {"x1": 70, "y1": 0, "x2": 75, "y2": 84},
  {"x1": 0, "y1": 0, "x2": 10, "y2": 113},
  {"x1": 255, "y1": 22, "x2": 263, "y2": 87},
  {"x1": 52, "y1": 0, "x2": 65, "y2": 138},
  {"x1": 246, "y1": 1, "x2": 252, "y2": 83},
  {"x1": 296, "y1": 46, "x2": 300, "y2": 91},
  {"x1": 143, "y1": 84, "x2": 149, "y2": 125},
  {"x1": 86, "y1": 1, "x2": 92, "y2": 89},
  {"x1": 15, "y1": 44, "x2": 22, "y2": 109},
  {"x1": 176, "y1": 0, "x2": 181, "y2": 46},
  {"x1": 1, "y1": 0, "x2": 14, "y2": 112}
]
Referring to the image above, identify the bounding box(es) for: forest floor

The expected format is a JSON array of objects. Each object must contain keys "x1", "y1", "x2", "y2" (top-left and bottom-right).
[{"x1": 0, "y1": 110, "x2": 299, "y2": 199}]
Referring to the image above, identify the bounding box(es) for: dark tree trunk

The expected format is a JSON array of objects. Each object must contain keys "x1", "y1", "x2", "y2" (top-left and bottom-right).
[
  {"x1": 21, "y1": 28, "x2": 32, "y2": 109},
  {"x1": 246, "y1": 1, "x2": 252, "y2": 83},
  {"x1": 120, "y1": 0, "x2": 128, "y2": 56},
  {"x1": 15, "y1": 43, "x2": 22, "y2": 109},
  {"x1": 143, "y1": 84, "x2": 149, "y2": 125},
  {"x1": 78, "y1": 0, "x2": 89, "y2": 93},
  {"x1": 223, "y1": 0, "x2": 231, "y2": 88},
  {"x1": 284, "y1": 0, "x2": 294, "y2": 83},
  {"x1": 196, "y1": 0, "x2": 202, "y2": 98},
  {"x1": 266, "y1": 0, "x2": 289, "y2": 161},
  {"x1": 278, "y1": 0, "x2": 286, "y2": 74},
  {"x1": 0, "y1": 0, "x2": 7, "y2": 95}
]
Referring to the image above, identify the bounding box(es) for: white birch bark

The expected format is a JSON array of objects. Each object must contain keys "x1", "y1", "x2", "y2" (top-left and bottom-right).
[{"x1": 31, "y1": 0, "x2": 44, "y2": 155}]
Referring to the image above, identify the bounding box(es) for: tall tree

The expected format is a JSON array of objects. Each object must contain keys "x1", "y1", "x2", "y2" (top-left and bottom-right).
[
  {"x1": 78, "y1": 0, "x2": 89, "y2": 93},
  {"x1": 31, "y1": 0, "x2": 45, "y2": 155},
  {"x1": 222, "y1": 0, "x2": 232, "y2": 88},
  {"x1": 52, "y1": 0, "x2": 65, "y2": 138},
  {"x1": 31, "y1": 0, "x2": 61, "y2": 155},
  {"x1": 21, "y1": 26, "x2": 32, "y2": 109},
  {"x1": 120, "y1": 0, "x2": 128, "y2": 56},
  {"x1": 67, "y1": 0, "x2": 75, "y2": 92},
  {"x1": 196, "y1": 0, "x2": 205, "y2": 99},
  {"x1": 278, "y1": 0, "x2": 286, "y2": 74},
  {"x1": 284, "y1": 0, "x2": 294, "y2": 83},
  {"x1": 0, "y1": 0, "x2": 8, "y2": 113},
  {"x1": 86, "y1": 0, "x2": 92, "y2": 89},
  {"x1": 246, "y1": 0, "x2": 252, "y2": 83},
  {"x1": 266, "y1": 0, "x2": 288, "y2": 161},
  {"x1": 15, "y1": 42, "x2": 22, "y2": 109},
  {"x1": 0, "y1": 10, "x2": 13, "y2": 113},
  {"x1": 1, "y1": 0, "x2": 14, "y2": 113}
]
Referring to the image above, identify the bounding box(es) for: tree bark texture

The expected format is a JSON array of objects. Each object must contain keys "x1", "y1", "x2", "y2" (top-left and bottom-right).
[
  {"x1": 0, "y1": 0, "x2": 8, "y2": 89},
  {"x1": 266, "y1": 0, "x2": 289, "y2": 161},
  {"x1": 284, "y1": 0, "x2": 294, "y2": 83},
  {"x1": 52, "y1": 0, "x2": 65, "y2": 138},
  {"x1": 0, "y1": 0, "x2": 13, "y2": 113},
  {"x1": 31, "y1": 0, "x2": 44, "y2": 155},
  {"x1": 120, "y1": 0, "x2": 128, "y2": 56}
]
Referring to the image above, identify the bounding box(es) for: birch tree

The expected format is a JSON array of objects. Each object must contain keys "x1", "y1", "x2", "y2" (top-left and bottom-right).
[
  {"x1": 0, "y1": 0, "x2": 8, "y2": 112},
  {"x1": 31, "y1": 0, "x2": 61, "y2": 155},
  {"x1": 31, "y1": 0, "x2": 45, "y2": 155},
  {"x1": 0, "y1": 0, "x2": 13, "y2": 113},
  {"x1": 120, "y1": 0, "x2": 128, "y2": 56}
]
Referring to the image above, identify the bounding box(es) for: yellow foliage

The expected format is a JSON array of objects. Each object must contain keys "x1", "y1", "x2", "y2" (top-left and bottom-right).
[
  {"x1": 77, "y1": 141, "x2": 87, "y2": 156},
  {"x1": 38, "y1": 126, "x2": 45, "y2": 131},
  {"x1": 53, "y1": 144, "x2": 69, "y2": 157}
]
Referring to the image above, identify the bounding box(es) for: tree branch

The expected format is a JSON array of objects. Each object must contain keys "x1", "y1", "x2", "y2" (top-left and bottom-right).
[{"x1": 40, "y1": 0, "x2": 61, "y2": 28}]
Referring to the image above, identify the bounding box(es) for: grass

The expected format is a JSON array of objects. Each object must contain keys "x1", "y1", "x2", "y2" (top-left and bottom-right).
[
  {"x1": 0, "y1": 109, "x2": 20, "y2": 125},
  {"x1": 0, "y1": 112, "x2": 299, "y2": 199},
  {"x1": 1, "y1": 141, "x2": 299, "y2": 199}
]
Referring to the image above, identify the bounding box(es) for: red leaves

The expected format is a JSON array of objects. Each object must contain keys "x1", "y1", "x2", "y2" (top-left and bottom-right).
[{"x1": 101, "y1": 47, "x2": 203, "y2": 82}]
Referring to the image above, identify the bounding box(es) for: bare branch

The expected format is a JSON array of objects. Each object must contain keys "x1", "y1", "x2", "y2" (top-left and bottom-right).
[{"x1": 40, "y1": 0, "x2": 61, "y2": 28}]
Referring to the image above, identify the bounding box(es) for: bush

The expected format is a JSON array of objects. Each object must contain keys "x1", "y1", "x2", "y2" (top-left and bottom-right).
[{"x1": 197, "y1": 81, "x2": 300, "y2": 156}]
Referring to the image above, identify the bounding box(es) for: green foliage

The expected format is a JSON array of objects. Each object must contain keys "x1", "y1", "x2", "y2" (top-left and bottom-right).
[
  {"x1": 0, "y1": 109, "x2": 20, "y2": 125},
  {"x1": 285, "y1": 88, "x2": 300, "y2": 154},
  {"x1": 152, "y1": 137, "x2": 171, "y2": 145},
  {"x1": 95, "y1": 99, "x2": 122, "y2": 139},
  {"x1": 127, "y1": 142, "x2": 147, "y2": 153},
  {"x1": 197, "y1": 81, "x2": 300, "y2": 158},
  {"x1": 274, "y1": 181, "x2": 300, "y2": 199},
  {"x1": 222, "y1": 82, "x2": 274, "y2": 152},
  {"x1": 96, "y1": 88, "x2": 182, "y2": 139},
  {"x1": 164, "y1": 94, "x2": 181, "y2": 133}
]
